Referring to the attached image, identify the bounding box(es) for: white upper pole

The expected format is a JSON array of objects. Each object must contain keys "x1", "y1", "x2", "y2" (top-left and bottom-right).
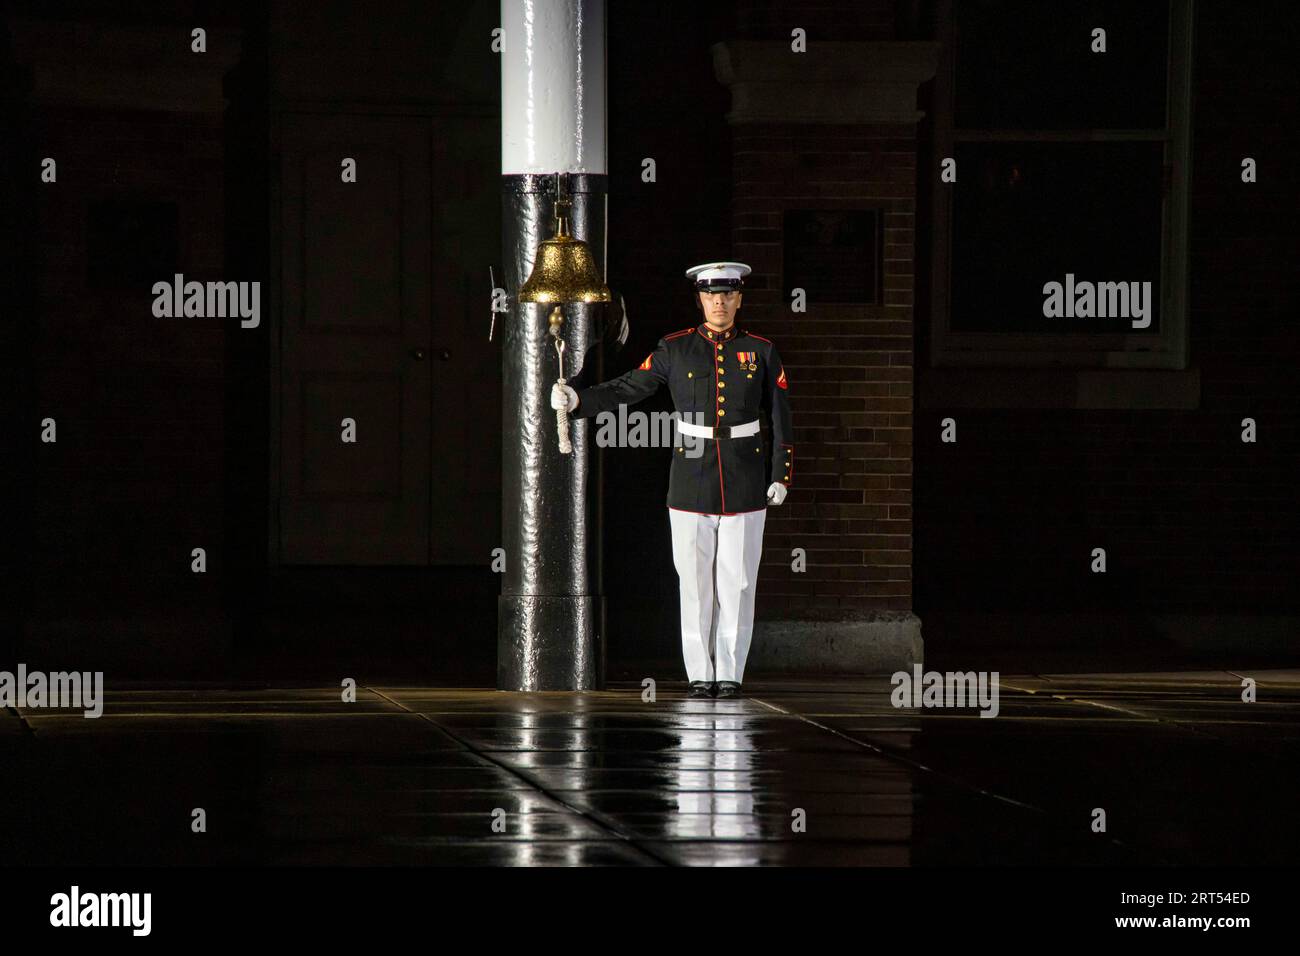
[{"x1": 501, "y1": 0, "x2": 607, "y2": 175}]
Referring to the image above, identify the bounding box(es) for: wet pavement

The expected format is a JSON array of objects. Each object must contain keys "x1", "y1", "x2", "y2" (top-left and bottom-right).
[{"x1": 3, "y1": 671, "x2": 1297, "y2": 865}]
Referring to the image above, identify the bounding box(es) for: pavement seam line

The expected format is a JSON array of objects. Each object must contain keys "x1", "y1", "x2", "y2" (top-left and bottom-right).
[
  {"x1": 368, "y1": 687, "x2": 674, "y2": 867},
  {"x1": 746, "y1": 696, "x2": 1049, "y2": 814},
  {"x1": 1000, "y1": 678, "x2": 1241, "y2": 746},
  {"x1": 747, "y1": 694, "x2": 1164, "y2": 862}
]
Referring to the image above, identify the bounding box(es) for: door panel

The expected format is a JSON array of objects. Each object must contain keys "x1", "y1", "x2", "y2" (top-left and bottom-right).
[{"x1": 279, "y1": 114, "x2": 431, "y2": 564}]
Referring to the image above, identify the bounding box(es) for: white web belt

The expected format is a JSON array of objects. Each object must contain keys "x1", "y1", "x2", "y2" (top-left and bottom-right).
[{"x1": 676, "y1": 418, "x2": 760, "y2": 440}]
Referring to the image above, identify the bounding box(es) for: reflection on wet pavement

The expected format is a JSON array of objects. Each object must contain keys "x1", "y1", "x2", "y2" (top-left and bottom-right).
[{"x1": 3, "y1": 672, "x2": 1295, "y2": 865}]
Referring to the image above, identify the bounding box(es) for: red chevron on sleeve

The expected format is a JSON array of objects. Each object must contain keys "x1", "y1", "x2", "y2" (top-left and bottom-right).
[
  {"x1": 776, "y1": 367, "x2": 788, "y2": 389},
  {"x1": 637, "y1": 354, "x2": 653, "y2": 371}
]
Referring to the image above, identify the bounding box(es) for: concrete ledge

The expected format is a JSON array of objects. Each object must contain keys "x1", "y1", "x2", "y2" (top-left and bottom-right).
[
  {"x1": 748, "y1": 611, "x2": 923, "y2": 675},
  {"x1": 712, "y1": 40, "x2": 940, "y2": 125}
]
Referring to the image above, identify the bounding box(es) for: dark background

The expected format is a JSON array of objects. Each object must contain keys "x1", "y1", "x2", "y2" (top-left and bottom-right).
[{"x1": 2, "y1": 0, "x2": 1296, "y2": 684}]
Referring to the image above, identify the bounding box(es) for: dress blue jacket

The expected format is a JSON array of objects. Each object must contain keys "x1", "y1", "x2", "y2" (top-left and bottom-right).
[{"x1": 574, "y1": 322, "x2": 793, "y2": 515}]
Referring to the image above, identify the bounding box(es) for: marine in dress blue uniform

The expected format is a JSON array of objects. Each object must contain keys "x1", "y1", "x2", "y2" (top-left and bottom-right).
[{"x1": 551, "y1": 262, "x2": 794, "y2": 698}]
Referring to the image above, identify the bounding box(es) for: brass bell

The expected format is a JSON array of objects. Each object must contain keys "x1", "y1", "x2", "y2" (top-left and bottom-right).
[{"x1": 518, "y1": 197, "x2": 611, "y2": 304}]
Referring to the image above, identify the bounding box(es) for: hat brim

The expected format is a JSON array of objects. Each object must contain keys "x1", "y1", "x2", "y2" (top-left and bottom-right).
[{"x1": 694, "y1": 279, "x2": 744, "y2": 292}]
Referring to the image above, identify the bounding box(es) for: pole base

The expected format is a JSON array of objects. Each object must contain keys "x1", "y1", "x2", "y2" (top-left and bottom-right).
[{"x1": 497, "y1": 595, "x2": 605, "y2": 691}]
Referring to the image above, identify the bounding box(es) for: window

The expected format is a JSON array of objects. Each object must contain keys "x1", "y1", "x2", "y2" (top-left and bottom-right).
[{"x1": 928, "y1": 0, "x2": 1194, "y2": 369}]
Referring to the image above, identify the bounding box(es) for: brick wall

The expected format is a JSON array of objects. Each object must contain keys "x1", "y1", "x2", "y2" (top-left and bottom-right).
[{"x1": 733, "y1": 125, "x2": 918, "y2": 617}]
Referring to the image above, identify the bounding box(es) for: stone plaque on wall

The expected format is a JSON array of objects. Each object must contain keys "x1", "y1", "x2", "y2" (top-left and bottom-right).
[{"x1": 782, "y1": 209, "x2": 879, "y2": 304}]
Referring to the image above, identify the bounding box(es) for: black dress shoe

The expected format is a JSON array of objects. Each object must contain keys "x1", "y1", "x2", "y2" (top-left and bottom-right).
[
  {"x1": 715, "y1": 681, "x2": 741, "y2": 699},
  {"x1": 688, "y1": 681, "x2": 714, "y2": 699}
]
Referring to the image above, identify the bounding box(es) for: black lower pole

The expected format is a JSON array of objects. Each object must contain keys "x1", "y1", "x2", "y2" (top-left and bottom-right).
[{"x1": 497, "y1": 173, "x2": 608, "y2": 691}]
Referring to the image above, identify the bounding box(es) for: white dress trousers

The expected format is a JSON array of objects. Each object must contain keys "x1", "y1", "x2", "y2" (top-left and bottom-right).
[{"x1": 668, "y1": 507, "x2": 768, "y2": 684}]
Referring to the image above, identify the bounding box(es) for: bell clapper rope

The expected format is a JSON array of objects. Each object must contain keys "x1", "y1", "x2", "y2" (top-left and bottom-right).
[{"x1": 549, "y1": 307, "x2": 572, "y2": 454}]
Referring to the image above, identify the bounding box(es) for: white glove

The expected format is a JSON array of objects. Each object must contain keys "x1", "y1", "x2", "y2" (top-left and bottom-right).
[
  {"x1": 551, "y1": 382, "x2": 578, "y2": 412},
  {"x1": 766, "y1": 482, "x2": 787, "y2": 506}
]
